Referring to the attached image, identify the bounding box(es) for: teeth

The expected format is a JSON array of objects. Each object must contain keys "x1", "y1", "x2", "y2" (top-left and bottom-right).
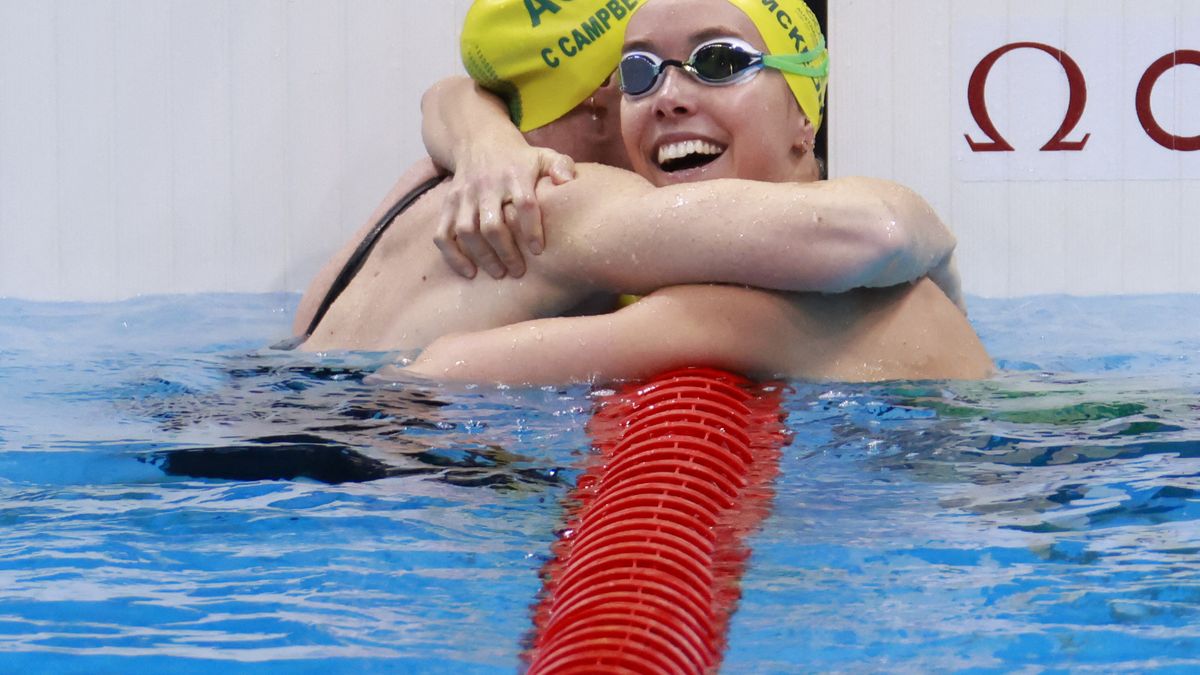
[{"x1": 657, "y1": 140, "x2": 725, "y2": 166}]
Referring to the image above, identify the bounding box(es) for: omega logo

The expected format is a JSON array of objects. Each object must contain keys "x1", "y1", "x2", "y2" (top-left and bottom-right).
[{"x1": 966, "y1": 42, "x2": 1200, "y2": 153}]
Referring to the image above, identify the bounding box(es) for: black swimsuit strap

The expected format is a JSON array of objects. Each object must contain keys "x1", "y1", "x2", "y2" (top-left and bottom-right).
[{"x1": 273, "y1": 174, "x2": 445, "y2": 351}]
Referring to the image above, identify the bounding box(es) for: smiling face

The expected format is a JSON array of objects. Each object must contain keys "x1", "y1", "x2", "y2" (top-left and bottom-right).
[{"x1": 620, "y1": 0, "x2": 817, "y2": 187}]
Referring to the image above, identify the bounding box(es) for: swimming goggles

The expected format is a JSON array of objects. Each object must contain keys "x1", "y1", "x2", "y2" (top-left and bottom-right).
[{"x1": 619, "y1": 37, "x2": 828, "y2": 97}]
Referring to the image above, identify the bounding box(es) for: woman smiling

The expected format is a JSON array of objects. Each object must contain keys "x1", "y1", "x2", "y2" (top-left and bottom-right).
[{"x1": 402, "y1": 0, "x2": 992, "y2": 384}]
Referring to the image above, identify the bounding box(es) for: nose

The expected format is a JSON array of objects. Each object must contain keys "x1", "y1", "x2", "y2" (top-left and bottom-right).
[{"x1": 652, "y1": 67, "x2": 696, "y2": 120}]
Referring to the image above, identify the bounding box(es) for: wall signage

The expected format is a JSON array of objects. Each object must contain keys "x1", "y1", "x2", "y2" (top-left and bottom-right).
[
  {"x1": 966, "y1": 44, "x2": 1200, "y2": 153},
  {"x1": 952, "y1": 10, "x2": 1199, "y2": 182}
]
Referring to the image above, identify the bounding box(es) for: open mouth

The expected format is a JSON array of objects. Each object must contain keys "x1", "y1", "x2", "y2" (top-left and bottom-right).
[{"x1": 656, "y1": 140, "x2": 726, "y2": 173}]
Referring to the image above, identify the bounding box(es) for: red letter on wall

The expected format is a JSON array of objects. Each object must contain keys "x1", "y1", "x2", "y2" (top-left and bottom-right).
[
  {"x1": 1136, "y1": 50, "x2": 1200, "y2": 152},
  {"x1": 966, "y1": 42, "x2": 1091, "y2": 152}
]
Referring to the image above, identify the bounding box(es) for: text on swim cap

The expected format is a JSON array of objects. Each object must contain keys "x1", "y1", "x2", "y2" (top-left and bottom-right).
[
  {"x1": 758, "y1": 0, "x2": 814, "y2": 53},
  {"x1": 525, "y1": 0, "x2": 560, "y2": 28},
  {"x1": 536, "y1": 0, "x2": 640, "y2": 69}
]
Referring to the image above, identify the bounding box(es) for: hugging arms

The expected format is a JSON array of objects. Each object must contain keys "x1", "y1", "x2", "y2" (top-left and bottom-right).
[{"x1": 297, "y1": 0, "x2": 989, "y2": 384}]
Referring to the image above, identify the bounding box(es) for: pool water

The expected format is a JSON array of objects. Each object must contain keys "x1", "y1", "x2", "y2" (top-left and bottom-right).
[{"x1": 1, "y1": 293, "x2": 1198, "y2": 673}]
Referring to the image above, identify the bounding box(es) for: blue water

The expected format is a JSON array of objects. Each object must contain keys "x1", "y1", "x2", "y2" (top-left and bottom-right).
[{"x1": 1, "y1": 293, "x2": 1199, "y2": 673}]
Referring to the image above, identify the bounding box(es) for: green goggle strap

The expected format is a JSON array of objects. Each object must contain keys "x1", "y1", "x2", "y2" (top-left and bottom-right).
[{"x1": 761, "y1": 38, "x2": 829, "y2": 79}]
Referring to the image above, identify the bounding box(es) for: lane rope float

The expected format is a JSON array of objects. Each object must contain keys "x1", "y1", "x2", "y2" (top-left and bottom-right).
[{"x1": 528, "y1": 367, "x2": 789, "y2": 674}]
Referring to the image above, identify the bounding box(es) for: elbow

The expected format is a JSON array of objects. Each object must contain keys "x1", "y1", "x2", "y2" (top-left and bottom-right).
[
  {"x1": 812, "y1": 190, "x2": 913, "y2": 292},
  {"x1": 407, "y1": 333, "x2": 470, "y2": 381},
  {"x1": 857, "y1": 180, "x2": 953, "y2": 287},
  {"x1": 882, "y1": 180, "x2": 954, "y2": 253},
  {"x1": 874, "y1": 200, "x2": 917, "y2": 276},
  {"x1": 825, "y1": 186, "x2": 910, "y2": 291},
  {"x1": 419, "y1": 80, "x2": 445, "y2": 117},
  {"x1": 420, "y1": 76, "x2": 471, "y2": 116}
]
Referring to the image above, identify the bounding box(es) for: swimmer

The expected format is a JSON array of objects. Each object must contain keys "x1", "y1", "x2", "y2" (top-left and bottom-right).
[
  {"x1": 293, "y1": 0, "x2": 965, "y2": 371},
  {"x1": 399, "y1": 0, "x2": 992, "y2": 383}
]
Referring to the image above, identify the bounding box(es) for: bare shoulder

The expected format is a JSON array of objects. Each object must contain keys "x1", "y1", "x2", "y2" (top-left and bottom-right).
[
  {"x1": 626, "y1": 281, "x2": 992, "y2": 381},
  {"x1": 293, "y1": 157, "x2": 443, "y2": 335},
  {"x1": 889, "y1": 277, "x2": 964, "y2": 319},
  {"x1": 534, "y1": 163, "x2": 653, "y2": 211},
  {"x1": 528, "y1": 163, "x2": 656, "y2": 273},
  {"x1": 862, "y1": 278, "x2": 994, "y2": 379}
]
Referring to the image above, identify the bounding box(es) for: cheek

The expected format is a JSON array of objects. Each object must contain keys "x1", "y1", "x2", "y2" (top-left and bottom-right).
[
  {"x1": 725, "y1": 127, "x2": 785, "y2": 182},
  {"x1": 620, "y1": 105, "x2": 652, "y2": 165},
  {"x1": 728, "y1": 86, "x2": 801, "y2": 177}
]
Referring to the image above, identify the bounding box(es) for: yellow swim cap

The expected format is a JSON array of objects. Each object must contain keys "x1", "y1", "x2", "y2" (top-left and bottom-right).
[
  {"x1": 721, "y1": 0, "x2": 829, "y2": 131},
  {"x1": 460, "y1": 0, "x2": 641, "y2": 132}
]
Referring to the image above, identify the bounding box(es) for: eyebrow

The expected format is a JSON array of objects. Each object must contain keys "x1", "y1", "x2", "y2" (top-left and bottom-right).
[{"x1": 624, "y1": 25, "x2": 742, "y2": 55}]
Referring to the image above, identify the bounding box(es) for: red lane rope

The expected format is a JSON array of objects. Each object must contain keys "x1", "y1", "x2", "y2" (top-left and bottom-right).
[{"x1": 528, "y1": 368, "x2": 789, "y2": 674}]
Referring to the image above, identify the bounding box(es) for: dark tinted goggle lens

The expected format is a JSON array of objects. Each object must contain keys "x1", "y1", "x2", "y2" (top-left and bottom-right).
[
  {"x1": 690, "y1": 43, "x2": 758, "y2": 82},
  {"x1": 619, "y1": 43, "x2": 762, "y2": 96},
  {"x1": 619, "y1": 54, "x2": 660, "y2": 96}
]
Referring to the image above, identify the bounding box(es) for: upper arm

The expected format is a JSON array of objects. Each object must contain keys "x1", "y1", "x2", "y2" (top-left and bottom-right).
[{"x1": 292, "y1": 157, "x2": 442, "y2": 335}]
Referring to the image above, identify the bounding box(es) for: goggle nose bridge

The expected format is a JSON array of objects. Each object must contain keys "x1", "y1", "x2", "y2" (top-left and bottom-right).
[{"x1": 620, "y1": 41, "x2": 765, "y2": 97}]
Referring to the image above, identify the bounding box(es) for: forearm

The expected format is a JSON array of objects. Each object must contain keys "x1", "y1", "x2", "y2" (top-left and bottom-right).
[
  {"x1": 537, "y1": 170, "x2": 957, "y2": 296},
  {"x1": 738, "y1": 176, "x2": 955, "y2": 292},
  {"x1": 857, "y1": 178, "x2": 957, "y2": 291},
  {"x1": 420, "y1": 77, "x2": 529, "y2": 173},
  {"x1": 397, "y1": 317, "x2": 655, "y2": 385},
  {"x1": 393, "y1": 290, "x2": 765, "y2": 385}
]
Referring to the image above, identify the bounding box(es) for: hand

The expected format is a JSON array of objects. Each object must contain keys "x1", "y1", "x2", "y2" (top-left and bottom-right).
[{"x1": 434, "y1": 144, "x2": 575, "y2": 279}]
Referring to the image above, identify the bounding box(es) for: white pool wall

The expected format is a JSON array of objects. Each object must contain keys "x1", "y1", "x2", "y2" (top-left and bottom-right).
[
  {"x1": 0, "y1": 0, "x2": 471, "y2": 302},
  {"x1": 831, "y1": 0, "x2": 1200, "y2": 297},
  {"x1": 1, "y1": 0, "x2": 1198, "y2": 301}
]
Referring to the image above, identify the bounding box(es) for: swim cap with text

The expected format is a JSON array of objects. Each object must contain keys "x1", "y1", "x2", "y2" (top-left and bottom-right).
[
  {"x1": 461, "y1": 0, "x2": 639, "y2": 132},
  {"x1": 723, "y1": 0, "x2": 827, "y2": 130}
]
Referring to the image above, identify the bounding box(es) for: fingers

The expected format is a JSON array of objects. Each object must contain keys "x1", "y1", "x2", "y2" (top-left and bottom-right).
[
  {"x1": 435, "y1": 191, "x2": 477, "y2": 279},
  {"x1": 507, "y1": 175, "x2": 544, "y2": 256},
  {"x1": 546, "y1": 151, "x2": 576, "y2": 184},
  {"x1": 435, "y1": 179, "x2": 529, "y2": 280},
  {"x1": 455, "y1": 196, "x2": 508, "y2": 279},
  {"x1": 479, "y1": 191, "x2": 526, "y2": 278},
  {"x1": 503, "y1": 203, "x2": 520, "y2": 240},
  {"x1": 433, "y1": 147, "x2": 569, "y2": 280}
]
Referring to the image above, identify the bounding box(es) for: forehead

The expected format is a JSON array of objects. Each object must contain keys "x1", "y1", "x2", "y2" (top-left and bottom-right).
[{"x1": 624, "y1": 0, "x2": 768, "y2": 54}]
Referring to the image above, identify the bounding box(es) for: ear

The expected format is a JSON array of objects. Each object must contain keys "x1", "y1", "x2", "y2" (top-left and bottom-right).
[
  {"x1": 593, "y1": 73, "x2": 621, "y2": 113},
  {"x1": 792, "y1": 112, "x2": 816, "y2": 157}
]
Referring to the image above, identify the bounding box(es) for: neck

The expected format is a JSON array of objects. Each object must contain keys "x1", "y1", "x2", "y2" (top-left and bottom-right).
[{"x1": 789, "y1": 151, "x2": 821, "y2": 183}]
